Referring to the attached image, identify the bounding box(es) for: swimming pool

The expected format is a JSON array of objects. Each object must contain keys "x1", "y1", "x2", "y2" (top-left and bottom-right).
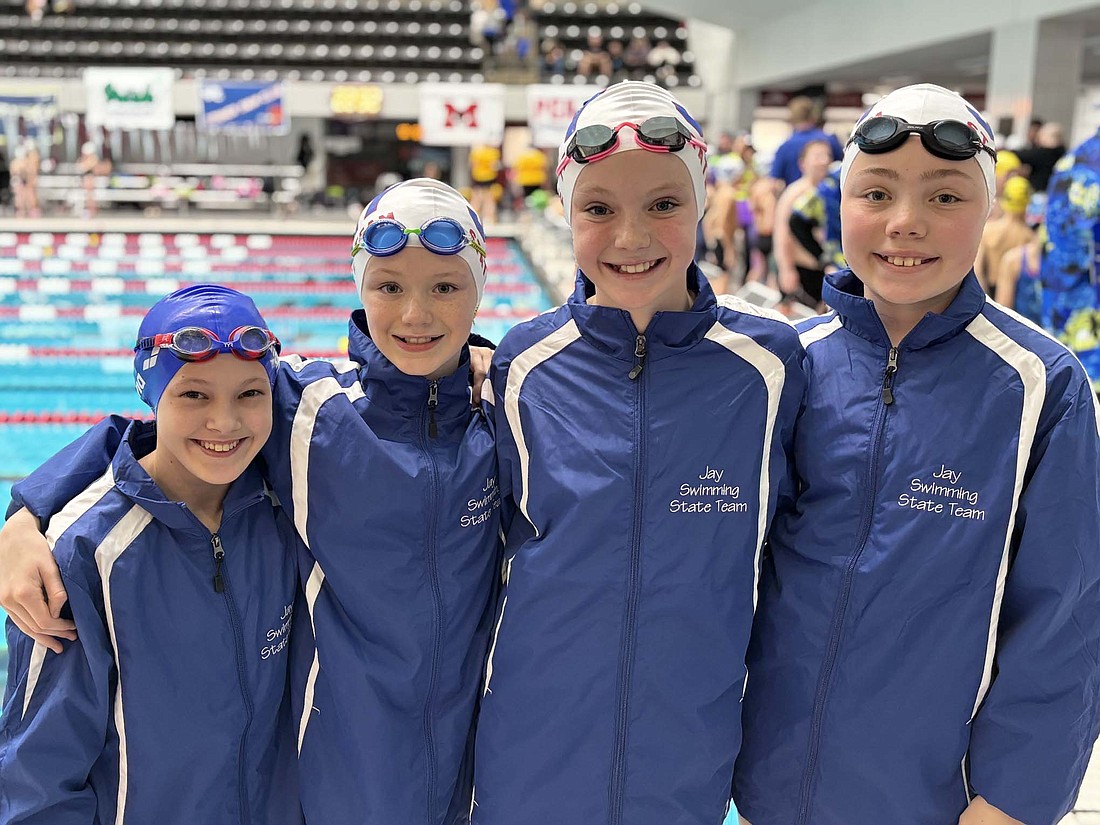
[{"x1": 0, "y1": 230, "x2": 554, "y2": 700}]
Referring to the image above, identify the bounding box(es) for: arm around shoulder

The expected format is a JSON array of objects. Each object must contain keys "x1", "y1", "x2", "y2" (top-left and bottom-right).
[{"x1": 0, "y1": 507, "x2": 72, "y2": 651}]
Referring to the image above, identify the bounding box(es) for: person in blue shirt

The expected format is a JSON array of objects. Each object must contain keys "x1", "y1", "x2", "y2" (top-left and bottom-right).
[
  {"x1": 735, "y1": 83, "x2": 1100, "y2": 825},
  {"x1": 770, "y1": 95, "x2": 844, "y2": 187},
  {"x1": 0, "y1": 179, "x2": 501, "y2": 825},
  {"x1": 0, "y1": 284, "x2": 302, "y2": 825}
]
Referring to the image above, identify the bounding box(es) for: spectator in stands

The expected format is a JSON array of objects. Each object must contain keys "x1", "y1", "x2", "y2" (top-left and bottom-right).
[
  {"x1": 469, "y1": 0, "x2": 504, "y2": 52},
  {"x1": 646, "y1": 38, "x2": 681, "y2": 84},
  {"x1": 540, "y1": 37, "x2": 566, "y2": 78},
  {"x1": 499, "y1": 8, "x2": 535, "y2": 67},
  {"x1": 769, "y1": 95, "x2": 843, "y2": 187},
  {"x1": 975, "y1": 175, "x2": 1034, "y2": 293},
  {"x1": 1016, "y1": 122, "x2": 1067, "y2": 193},
  {"x1": 576, "y1": 30, "x2": 613, "y2": 79},
  {"x1": 622, "y1": 35, "x2": 650, "y2": 79},
  {"x1": 606, "y1": 38, "x2": 626, "y2": 80},
  {"x1": 469, "y1": 143, "x2": 501, "y2": 224}
]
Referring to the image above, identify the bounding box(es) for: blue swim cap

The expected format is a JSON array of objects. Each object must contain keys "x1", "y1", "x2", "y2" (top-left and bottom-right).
[{"x1": 134, "y1": 284, "x2": 279, "y2": 411}]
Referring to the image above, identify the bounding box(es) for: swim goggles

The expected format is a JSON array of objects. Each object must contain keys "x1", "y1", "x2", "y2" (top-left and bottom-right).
[
  {"x1": 134, "y1": 325, "x2": 281, "y2": 362},
  {"x1": 353, "y1": 216, "x2": 484, "y2": 258},
  {"x1": 557, "y1": 116, "x2": 705, "y2": 171},
  {"x1": 848, "y1": 116, "x2": 996, "y2": 162}
]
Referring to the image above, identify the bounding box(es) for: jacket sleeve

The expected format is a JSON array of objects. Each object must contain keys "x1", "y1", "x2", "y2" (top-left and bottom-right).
[
  {"x1": 7, "y1": 416, "x2": 129, "y2": 523},
  {"x1": 967, "y1": 377, "x2": 1100, "y2": 824},
  {"x1": 486, "y1": 352, "x2": 524, "y2": 541},
  {"x1": 0, "y1": 571, "x2": 115, "y2": 823}
]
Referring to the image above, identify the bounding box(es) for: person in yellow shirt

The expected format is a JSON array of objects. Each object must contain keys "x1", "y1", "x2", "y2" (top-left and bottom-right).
[
  {"x1": 470, "y1": 143, "x2": 501, "y2": 224},
  {"x1": 513, "y1": 146, "x2": 548, "y2": 198}
]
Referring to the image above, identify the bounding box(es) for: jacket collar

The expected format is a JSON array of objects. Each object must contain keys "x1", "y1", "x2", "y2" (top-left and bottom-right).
[
  {"x1": 566, "y1": 263, "x2": 719, "y2": 361},
  {"x1": 111, "y1": 420, "x2": 270, "y2": 533},
  {"x1": 823, "y1": 269, "x2": 988, "y2": 350},
  {"x1": 346, "y1": 309, "x2": 473, "y2": 420}
]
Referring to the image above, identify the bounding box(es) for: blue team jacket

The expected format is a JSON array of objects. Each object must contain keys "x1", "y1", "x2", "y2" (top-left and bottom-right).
[
  {"x1": 734, "y1": 271, "x2": 1100, "y2": 825},
  {"x1": 272, "y1": 312, "x2": 500, "y2": 825},
  {"x1": 9, "y1": 312, "x2": 501, "y2": 825},
  {"x1": 1, "y1": 421, "x2": 301, "y2": 825},
  {"x1": 473, "y1": 266, "x2": 806, "y2": 825}
]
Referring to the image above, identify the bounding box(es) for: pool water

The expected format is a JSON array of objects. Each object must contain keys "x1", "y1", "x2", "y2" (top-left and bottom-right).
[{"x1": 0, "y1": 230, "x2": 553, "y2": 703}]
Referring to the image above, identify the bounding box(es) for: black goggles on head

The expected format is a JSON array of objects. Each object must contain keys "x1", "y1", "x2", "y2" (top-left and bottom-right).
[
  {"x1": 848, "y1": 116, "x2": 997, "y2": 162},
  {"x1": 562, "y1": 116, "x2": 700, "y2": 165}
]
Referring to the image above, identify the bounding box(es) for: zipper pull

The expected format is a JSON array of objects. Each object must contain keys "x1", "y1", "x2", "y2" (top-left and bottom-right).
[
  {"x1": 427, "y1": 380, "x2": 439, "y2": 438},
  {"x1": 211, "y1": 533, "x2": 225, "y2": 593},
  {"x1": 628, "y1": 334, "x2": 647, "y2": 380},
  {"x1": 882, "y1": 347, "x2": 899, "y2": 406}
]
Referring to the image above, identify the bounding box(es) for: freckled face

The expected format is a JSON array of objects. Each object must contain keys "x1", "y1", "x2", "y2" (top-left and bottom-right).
[{"x1": 570, "y1": 150, "x2": 698, "y2": 327}]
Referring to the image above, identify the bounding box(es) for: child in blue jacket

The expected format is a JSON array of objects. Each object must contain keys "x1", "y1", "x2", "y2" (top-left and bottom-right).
[
  {"x1": 0, "y1": 180, "x2": 501, "y2": 825},
  {"x1": 0, "y1": 284, "x2": 302, "y2": 824},
  {"x1": 735, "y1": 84, "x2": 1100, "y2": 825},
  {"x1": 472, "y1": 81, "x2": 806, "y2": 825}
]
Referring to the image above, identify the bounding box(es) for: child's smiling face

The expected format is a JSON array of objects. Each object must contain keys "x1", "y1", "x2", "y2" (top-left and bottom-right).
[
  {"x1": 570, "y1": 150, "x2": 698, "y2": 330},
  {"x1": 151, "y1": 355, "x2": 273, "y2": 499},
  {"x1": 841, "y1": 136, "x2": 989, "y2": 331},
  {"x1": 361, "y1": 246, "x2": 478, "y2": 380}
]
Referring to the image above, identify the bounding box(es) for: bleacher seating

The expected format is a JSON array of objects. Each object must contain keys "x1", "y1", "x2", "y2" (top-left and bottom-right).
[
  {"x1": 532, "y1": 0, "x2": 698, "y2": 87},
  {"x1": 0, "y1": 0, "x2": 484, "y2": 81},
  {"x1": 1, "y1": 0, "x2": 696, "y2": 86}
]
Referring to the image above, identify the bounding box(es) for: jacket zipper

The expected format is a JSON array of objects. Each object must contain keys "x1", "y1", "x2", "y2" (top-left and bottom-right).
[
  {"x1": 419, "y1": 397, "x2": 444, "y2": 823},
  {"x1": 427, "y1": 379, "x2": 439, "y2": 438},
  {"x1": 610, "y1": 340, "x2": 647, "y2": 824},
  {"x1": 881, "y1": 346, "x2": 899, "y2": 405},
  {"x1": 211, "y1": 531, "x2": 256, "y2": 825},
  {"x1": 628, "y1": 334, "x2": 647, "y2": 380},
  {"x1": 797, "y1": 347, "x2": 899, "y2": 824},
  {"x1": 211, "y1": 533, "x2": 225, "y2": 593}
]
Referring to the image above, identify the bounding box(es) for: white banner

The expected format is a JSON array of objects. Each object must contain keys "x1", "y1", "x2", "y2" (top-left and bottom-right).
[
  {"x1": 526, "y1": 85, "x2": 599, "y2": 149},
  {"x1": 418, "y1": 83, "x2": 505, "y2": 147},
  {"x1": 84, "y1": 68, "x2": 175, "y2": 130}
]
